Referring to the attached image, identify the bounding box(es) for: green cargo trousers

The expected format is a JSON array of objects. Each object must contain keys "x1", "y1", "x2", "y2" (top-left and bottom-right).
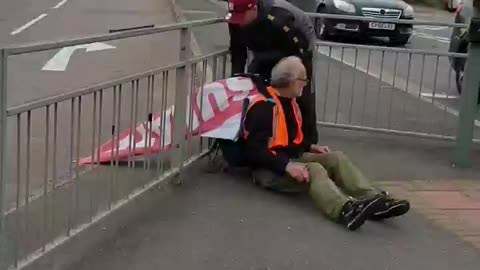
[{"x1": 252, "y1": 151, "x2": 383, "y2": 222}]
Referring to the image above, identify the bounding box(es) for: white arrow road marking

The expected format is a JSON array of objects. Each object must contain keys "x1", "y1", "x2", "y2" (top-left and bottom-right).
[{"x1": 42, "y1": 42, "x2": 116, "y2": 71}]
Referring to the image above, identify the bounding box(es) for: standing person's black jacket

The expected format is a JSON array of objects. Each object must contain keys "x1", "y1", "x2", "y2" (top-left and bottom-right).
[
  {"x1": 228, "y1": 0, "x2": 319, "y2": 145},
  {"x1": 228, "y1": 0, "x2": 316, "y2": 79}
]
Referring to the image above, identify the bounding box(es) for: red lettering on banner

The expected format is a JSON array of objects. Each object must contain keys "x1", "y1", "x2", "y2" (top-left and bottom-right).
[
  {"x1": 192, "y1": 77, "x2": 257, "y2": 134},
  {"x1": 79, "y1": 77, "x2": 259, "y2": 165}
]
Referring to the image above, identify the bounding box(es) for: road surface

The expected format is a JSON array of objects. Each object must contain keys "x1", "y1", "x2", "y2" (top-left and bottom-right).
[{"x1": 2, "y1": 0, "x2": 182, "y2": 106}]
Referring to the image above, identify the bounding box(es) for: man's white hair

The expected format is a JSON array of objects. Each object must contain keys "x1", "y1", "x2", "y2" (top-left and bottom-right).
[{"x1": 270, "y1": 56, "x2": 304, "y2": 88}]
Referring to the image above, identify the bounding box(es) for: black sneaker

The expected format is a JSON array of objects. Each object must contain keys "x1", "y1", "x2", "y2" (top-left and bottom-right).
[
  {"x1": 339, "y1": 195, "x2": 385, "y2": 231},
  {"x1": 370, "y1": 192, "x2": 410, "y2": 221}
]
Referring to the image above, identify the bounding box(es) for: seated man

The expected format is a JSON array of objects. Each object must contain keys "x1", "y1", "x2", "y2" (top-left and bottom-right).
[{"x1": 243, "y1": 56, "x2": 410, "y2": 231}]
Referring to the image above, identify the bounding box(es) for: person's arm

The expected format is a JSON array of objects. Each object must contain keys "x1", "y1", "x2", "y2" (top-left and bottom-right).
[
  {"x1": 244, "y1": 101, "x2": 290, "y2": 174},
  {"x1": 228, "y1": 23, "x2": 248, "y2": 76}
]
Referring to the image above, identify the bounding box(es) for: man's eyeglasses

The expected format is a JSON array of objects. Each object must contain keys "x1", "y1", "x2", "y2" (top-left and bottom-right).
[{"x1": 296, "y1": 78, "x2": 309, "y2": 83}]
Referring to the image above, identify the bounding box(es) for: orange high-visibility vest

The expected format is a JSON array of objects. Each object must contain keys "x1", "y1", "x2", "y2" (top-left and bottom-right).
[{"x1": 243, "y1": 87, "x2": 303, "y2": 153}]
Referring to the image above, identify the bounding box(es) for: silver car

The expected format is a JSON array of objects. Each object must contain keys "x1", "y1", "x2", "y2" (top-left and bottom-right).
[{"x1": 288, "y1": 0, "x2": 414, "y2": 45}]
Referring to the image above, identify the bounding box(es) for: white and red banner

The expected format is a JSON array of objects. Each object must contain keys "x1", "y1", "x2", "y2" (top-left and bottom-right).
[{"x1": 79, "y1": 76, "x2": 260, "y2": 165}]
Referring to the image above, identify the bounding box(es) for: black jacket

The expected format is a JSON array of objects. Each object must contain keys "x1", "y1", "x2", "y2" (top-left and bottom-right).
[
  {"x1": 244, "y1": 96, "x2": 311, "y2": 175},
  {"x1": 229, "y1": 0, "x2": 316, "y2": 77}
]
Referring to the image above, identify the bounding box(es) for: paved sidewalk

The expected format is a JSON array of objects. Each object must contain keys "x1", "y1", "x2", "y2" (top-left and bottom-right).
[
  {"x1": 380, "y1": 180, "x2": 480, "y2": 250},
  {"x1": 64, "y1": 128, "x2": 480, "y2": 270}
]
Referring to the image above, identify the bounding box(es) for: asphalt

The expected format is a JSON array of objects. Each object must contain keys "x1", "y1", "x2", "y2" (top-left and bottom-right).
[{"x1": 3, "y1": 0, "x2": 181, "y2": 106}]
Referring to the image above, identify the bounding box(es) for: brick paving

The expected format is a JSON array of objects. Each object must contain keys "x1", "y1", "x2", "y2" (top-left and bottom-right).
[{"x1": 379, "y1": 180, "x2": 480, "y2": 250}]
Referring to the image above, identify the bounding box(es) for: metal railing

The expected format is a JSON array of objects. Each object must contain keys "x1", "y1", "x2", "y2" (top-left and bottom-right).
[
  {"x1": 0, "y1": 18, "x2": 228, "y2": 270},
  {"x1": 307, "y1": 13, "x2": 480, "y2": 156},
  {"x1": 315, "y1": 41, "x2": 471, "y2": 141}
]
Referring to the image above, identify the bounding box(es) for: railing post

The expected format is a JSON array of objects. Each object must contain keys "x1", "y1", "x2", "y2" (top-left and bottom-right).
[
  {"x1": 0, "y1": 49, "x2": 7, "y2": 229},
  {"x1": 172, "y1": 27, "x2": 191, "y2": 184},
  {"x1": 0, "y1": 48, "x2": 7, "y2": 268},
  {"x1": 455, "y1": 0, "x2": 480, "y2": 167}
]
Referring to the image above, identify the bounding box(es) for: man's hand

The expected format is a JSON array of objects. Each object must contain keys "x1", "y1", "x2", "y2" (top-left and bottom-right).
[
  {"x1": 286, "y1": 162, "x2": 309, "y2": 183},
  {"x1": 309, "y1": 144, "x2": 331, "y2": 154}
]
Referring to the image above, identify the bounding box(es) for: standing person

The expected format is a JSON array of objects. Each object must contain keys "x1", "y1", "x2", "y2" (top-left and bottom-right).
[
  {"x1": 226, "y1": 0, "x2": 318, "y2": 145},
  {"x1": 243, "y1": 56, "x2": 410, "y2": 231}
]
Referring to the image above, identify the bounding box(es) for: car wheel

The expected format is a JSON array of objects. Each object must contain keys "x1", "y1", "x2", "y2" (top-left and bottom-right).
[
  {"x1": 389, "y1": 35, "x2": 410, "y2": 46},
  {"x1": 456, "y1": 69, "x2": 464, "y2": 95}
]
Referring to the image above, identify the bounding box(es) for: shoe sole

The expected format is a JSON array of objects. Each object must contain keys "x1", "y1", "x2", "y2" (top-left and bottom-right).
[
  {"x1": 347, "y1": 197, "x2": 385, "y2": 231},
  {"x1": 371, "y1": 203, "x2": 410, "y2": 221}
]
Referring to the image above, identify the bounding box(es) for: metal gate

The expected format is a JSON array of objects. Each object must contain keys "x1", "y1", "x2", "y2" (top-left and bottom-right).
[{"x1": 309, "y1": 13, "x2": 476, "y2": 143}]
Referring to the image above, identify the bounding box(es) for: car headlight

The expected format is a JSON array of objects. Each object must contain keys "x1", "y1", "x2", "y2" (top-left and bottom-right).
[
  {"x1": 333, "y1": 0, "x2": 356, "y2": 13},
  {"x1": 403, "y1": 4, "x2": 414, "y2": 17}
]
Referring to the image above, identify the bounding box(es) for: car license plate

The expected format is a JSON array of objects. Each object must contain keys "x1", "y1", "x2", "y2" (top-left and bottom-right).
[{"x1": 368, "y1": 22, "x2": 395, "y2": 30}]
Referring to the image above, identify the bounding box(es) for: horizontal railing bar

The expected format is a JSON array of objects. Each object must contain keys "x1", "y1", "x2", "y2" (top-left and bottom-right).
[
  {"x1": 318, "y1": 122, "x2": 480, "y2": 144},
  {"x1": 6, "y1": 50, "x2": 229, "y2": 116},
  {"x1": 0, "y1": 15, "x2": 467, "y2": 55},
  {"x1": 315, "y1": 41, "x2": 468, "y2": 58},
  {"x1": 108, "y1": 24, "x2": 155, "y2": 33},
  {"x1": 306, "y1": 12, "x2": 468, "y2": 28},
  {"x1": 3, "y1": 18, "x2": 225, "y2": 55}
]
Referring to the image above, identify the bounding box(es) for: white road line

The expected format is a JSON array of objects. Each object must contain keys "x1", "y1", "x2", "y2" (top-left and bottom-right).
[
  {"x1": 316, "y1": 47, "x2": 480, "y2": 128},
  {"x1": 10, "y1": 13, "x2": 48, "y2": 35},
  {"x1": 420, "y1": 93, "x2": 459, "y2": 99},
  {"x1": 53, "y1": 0, "x2": 69, "y2": 9},
  {"x1": 414, "y1": 26, "x2": 448, "y2": 31},
  {"x1": 412, "y1": 32, "x2": 451, "y2": 43},
  {"x1": 183, "y1": 10, "x2": 218, "y2": 15}
]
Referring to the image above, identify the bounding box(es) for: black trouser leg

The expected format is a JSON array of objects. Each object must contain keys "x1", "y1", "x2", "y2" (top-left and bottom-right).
[
  {"x1": 296, "y1": 54, "x2": 318, "y2": 145},
  {"x1": 247, "y1": 60, "x2": 272, "y2": 86}
]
